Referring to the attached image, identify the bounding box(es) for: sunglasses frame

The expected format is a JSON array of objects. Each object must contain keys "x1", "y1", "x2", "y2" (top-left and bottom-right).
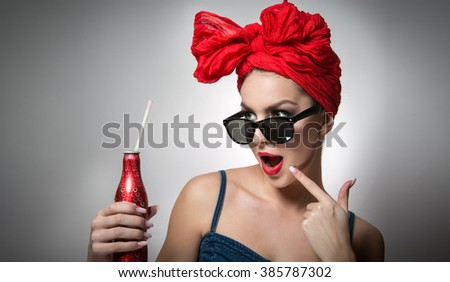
[{"x1": 223, "y1": 103, "x2": 323, "y2": 145}]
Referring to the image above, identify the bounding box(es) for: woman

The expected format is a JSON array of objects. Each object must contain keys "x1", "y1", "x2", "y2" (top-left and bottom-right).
[{"x1": 88, "y1": 0, "x2": 384, "y2": 262}]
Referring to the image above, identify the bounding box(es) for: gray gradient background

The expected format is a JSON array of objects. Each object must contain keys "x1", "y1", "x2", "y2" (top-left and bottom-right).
[{"x1": 1, "y1": 0, "x2": 449, "y2": 262}]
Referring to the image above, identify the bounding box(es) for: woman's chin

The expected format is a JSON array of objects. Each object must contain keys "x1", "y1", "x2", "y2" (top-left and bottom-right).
[{"x1": 259, "y1": 165, "x2": 296, "y2": 189}]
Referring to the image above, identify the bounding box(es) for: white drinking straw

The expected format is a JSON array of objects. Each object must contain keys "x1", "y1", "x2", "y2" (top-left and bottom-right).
[{"x1": 134, "y1": 100, "x2": 152, "y2": 152}]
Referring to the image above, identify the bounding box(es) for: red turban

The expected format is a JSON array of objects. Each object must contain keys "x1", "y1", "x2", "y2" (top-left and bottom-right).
[{"x1": 191, "y1": 0, "x2": 342, "y2": 117}]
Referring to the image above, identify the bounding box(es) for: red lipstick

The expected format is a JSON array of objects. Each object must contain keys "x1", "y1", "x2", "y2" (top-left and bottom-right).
[{"x1": 258, "y1": 152, "x2": 284, "y2": 176}]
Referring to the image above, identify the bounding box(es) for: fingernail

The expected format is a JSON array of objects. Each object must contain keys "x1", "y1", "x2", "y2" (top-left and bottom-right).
[
  {"x1": 351, "y1": 178, "x2": 357, "y2": 186},
  {"x1": 137, "y1": 240, "x2": 147, "y2": 247},
  {"x1": 145, "y1": 221, "x2": 154, "y2": 228},
  {"x1": 289, "y1": 166, "x2": 297, "y2": 174},
  {"x1": 136, "y1": 207, "x2": 147, "y2": 214},
  {"x1": 144, "y1": 232, "x2": 152, "y2": 239},
  {"x1": 148, "y1": 205, "x2": 159, "y2": 214}
]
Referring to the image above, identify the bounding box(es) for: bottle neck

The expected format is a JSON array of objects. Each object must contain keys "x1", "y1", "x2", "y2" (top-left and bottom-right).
[{"x1": 122, "y1": 152, "x2": 141, "y2": 173}]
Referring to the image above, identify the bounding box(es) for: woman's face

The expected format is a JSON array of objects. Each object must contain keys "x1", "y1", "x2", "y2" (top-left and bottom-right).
[{"x1": 240, "y1": 70, "x2": 324, "y2": 188}]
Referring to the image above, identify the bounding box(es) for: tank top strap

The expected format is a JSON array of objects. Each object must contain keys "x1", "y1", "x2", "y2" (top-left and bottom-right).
[
  {"x1": 210, "y1": 170, "x2": 227, "y2": 233},
  {"x1": 348, "y1": 211, "x2": 355, "y2": 242}
]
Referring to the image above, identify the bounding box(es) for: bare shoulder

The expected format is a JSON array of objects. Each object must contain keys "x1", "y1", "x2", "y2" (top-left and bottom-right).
[
  {"x1": 352, "y1": 215, "x2": 385, "y2": 261},
  {"x1": 175, "y1": 171, "x2": 223, "y2": 231},
  {"x1": 178, "y1": 166, "x2": 255, "y2": 215},
  {"x1": 156, "y1": 171, "x2": 223, "y2": 261},
  {"x1": 180, "y1": 171, "x2": 222, "y2": 204}
]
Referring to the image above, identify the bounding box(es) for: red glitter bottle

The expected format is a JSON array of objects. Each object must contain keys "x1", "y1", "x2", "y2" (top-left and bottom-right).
[{"x1": 113, "y1": 151, "x2": 148, "y2": 262}]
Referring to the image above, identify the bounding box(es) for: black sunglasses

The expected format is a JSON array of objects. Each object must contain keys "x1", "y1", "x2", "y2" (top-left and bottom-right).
[{"x1": 223, "y1": 103, "x2": 323, "y2": 144}]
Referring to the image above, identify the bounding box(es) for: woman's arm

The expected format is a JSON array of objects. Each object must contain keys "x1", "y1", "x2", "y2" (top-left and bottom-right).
[
  {"x1": 352, "y1": 217, "x2": 385, "y2": 261},
  {"x1": 156, "y1": 172, "x2": 221, "y2": 261}
]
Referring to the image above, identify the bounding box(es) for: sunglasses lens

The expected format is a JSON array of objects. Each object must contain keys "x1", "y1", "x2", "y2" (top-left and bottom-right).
[
  {"x1": 225, "y1": 120, "x2": 255, "y2": 144},
  {"x1": 261, "y1": 119, "x2": 293, "y2": 143}
]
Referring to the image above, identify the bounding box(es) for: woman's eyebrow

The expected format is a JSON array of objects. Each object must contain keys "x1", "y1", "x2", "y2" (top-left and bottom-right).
[{"x1": 240, "y1": 99, "x2": 297, "y2": 112}]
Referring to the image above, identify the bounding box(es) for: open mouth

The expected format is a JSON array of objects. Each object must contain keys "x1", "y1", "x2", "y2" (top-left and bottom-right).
[
  {"x1": 261, "y1": 155, "x2": 283, "y2": 168},
  {"x1": 258, "y1": 152, "x2": 284, "y2": 175}
]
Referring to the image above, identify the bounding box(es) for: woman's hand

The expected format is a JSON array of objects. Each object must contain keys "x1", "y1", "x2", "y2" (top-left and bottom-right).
[
  {"x1": 87, "y1": 202, "x2": 158, "y2": 261},
  {"x1": 289, "y1": 166, "x2": 356, "y2": 261}
]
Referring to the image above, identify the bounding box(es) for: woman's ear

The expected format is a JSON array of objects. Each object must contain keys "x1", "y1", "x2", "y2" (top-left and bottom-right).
[{"x1": 319, "y1": 112, "x2": 334, "y2": 137}]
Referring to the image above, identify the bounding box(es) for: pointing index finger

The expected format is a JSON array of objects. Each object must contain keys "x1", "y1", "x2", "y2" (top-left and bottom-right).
[{"x1": 289, "y1": 166, "x2": 333, "y2": 203}]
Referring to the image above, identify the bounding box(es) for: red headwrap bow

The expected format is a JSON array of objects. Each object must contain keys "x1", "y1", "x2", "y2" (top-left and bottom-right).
[{"x1": 191, "y1": 0, "x2": 342, "y2": 117}]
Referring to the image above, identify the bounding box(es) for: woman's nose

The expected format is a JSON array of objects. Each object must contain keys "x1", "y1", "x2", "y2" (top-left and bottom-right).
[{"x1": 252, "y1": 127, "x2": 270, "y2": 148}]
